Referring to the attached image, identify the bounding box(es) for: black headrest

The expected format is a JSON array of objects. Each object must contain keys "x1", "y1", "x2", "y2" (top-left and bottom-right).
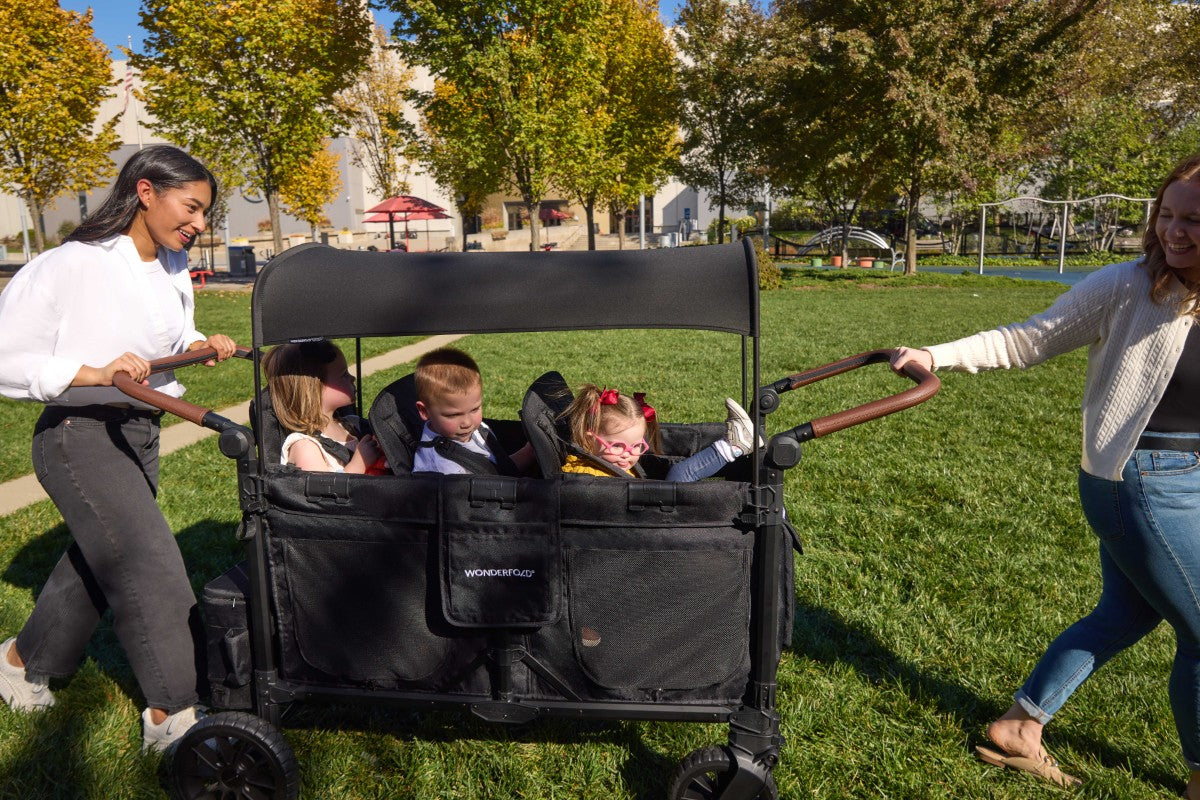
[
  {"x1": 519, "y1": 371, "x2": 575, "y2": 478},
  {"x1": 249, "y1": 388, "x2": 286, "y2": 468},
  {"x1": 367, "y1": 373, "x2": 424, "y2": 475}
]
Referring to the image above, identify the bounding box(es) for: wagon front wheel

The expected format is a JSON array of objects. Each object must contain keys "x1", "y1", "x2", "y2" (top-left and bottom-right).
[
  {"x1": 668, "y1": 745, "x2": 778, "y2": 800},
  {"x1": 170, "y1": 711, "x2": 299, "y2": 800}
]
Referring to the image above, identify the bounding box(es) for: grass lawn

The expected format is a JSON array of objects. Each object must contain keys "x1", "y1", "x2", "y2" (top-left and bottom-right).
[{"x1": 0, "y1": 269, "x2": 1187, "y2": 798}]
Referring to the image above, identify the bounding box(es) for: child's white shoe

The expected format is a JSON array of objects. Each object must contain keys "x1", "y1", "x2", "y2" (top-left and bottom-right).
[
  {"x1": 723, "y1": 398, "x2": 760, "y2": 455},
  {"x1": 0, "y1": 637, "x2": 54, "y2": 712},
  {"x1": 142, "y1": 705, "x2": 205, "y2": 754}
]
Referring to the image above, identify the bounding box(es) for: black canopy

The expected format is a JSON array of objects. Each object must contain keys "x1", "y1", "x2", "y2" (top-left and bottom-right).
[{"x1": 251, "y1": 240, "x2": 759, "y2": 346}]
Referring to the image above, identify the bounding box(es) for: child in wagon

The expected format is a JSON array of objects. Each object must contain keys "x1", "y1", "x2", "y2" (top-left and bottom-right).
[
  {"x1": 263, "y1": 339, "x2": 384, "y2": 473},
  {"x1": 560, "y1": 384, "x2": 756, "y2": 480},
  {"x1": 412, "y1": 347, "x2": 534, "y2": 475}
]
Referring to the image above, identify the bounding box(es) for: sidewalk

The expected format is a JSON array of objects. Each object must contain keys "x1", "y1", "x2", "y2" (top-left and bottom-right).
[{"x1": 0, "y1": 334, "x2": 464, "y2": 517}]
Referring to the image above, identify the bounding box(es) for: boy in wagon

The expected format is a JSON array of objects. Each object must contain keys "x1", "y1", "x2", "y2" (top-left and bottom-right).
[{"x1": 413, "y1": 347, "x2": 533, "y2": 475}]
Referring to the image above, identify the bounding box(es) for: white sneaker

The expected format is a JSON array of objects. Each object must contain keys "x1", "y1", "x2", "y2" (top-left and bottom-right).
[
  {"x1": 142, "y1": 705, "x2": 204, "y2": 754},
  {"x1": 723, "y1": 398, "x2": 761, "y2": 455},
  {"x1": 0, "y1": 637, "x2": 55, "y2": 711}
]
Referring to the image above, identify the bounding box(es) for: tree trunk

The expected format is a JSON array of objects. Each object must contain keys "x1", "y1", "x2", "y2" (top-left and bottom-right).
[
  {"x1": 267, "y1": 192, "x2": 284, "y2": 257},
  {"x1": 904, "y1": 179, "x2": 920, "y2": 275},
  {"x1": 585, "y1": 202, "x2": 595, "y2": 251},
  {"x1": 29, "y1": 196, "x2": 45, "y2": 254},
  {"x1": 525, "y1": 198, "x2": 540, "y2": 251}
]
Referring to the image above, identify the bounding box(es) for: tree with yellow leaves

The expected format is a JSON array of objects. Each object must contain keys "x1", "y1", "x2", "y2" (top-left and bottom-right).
[
  {"x1": 334, "y1": 26, "x2": 417, "y2": 200},
  {"x1": 279, "y1": 141, "x2": 341, "y2": 242},
  {"x1": 0, "y1": 1, "x2": 120, "y2": 252},
  {"x1": 133, "y1": 0, "x2": 371, "y2": 255}
]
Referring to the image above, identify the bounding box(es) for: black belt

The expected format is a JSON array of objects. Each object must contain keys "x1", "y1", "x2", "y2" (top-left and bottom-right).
[{"x1": 1136, "y1": 433, "x2": 1200, "y2": 452}]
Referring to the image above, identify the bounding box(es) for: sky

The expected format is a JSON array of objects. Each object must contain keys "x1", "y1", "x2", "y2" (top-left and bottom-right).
[{"x1": 64, "y1": 1, "x2": 684, "y2": 57}]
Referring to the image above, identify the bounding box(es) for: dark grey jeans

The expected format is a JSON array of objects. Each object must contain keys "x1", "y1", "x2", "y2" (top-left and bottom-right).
[{"x1": 17, "y1": 405, "x2": 200, "y2": 713}]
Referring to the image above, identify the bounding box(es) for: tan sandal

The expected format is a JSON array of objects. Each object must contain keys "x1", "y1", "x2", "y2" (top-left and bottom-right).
[{"x1": 976, "y1": 744, "x2": 1082, "y2": 788}]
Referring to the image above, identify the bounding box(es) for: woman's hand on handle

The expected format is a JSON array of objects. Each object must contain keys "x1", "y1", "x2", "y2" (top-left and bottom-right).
[
  {"x1": 890, "y1": 347, "x2": 934, "y2": 374},
  {"x1": 73, "y1": 352, "x2": 152, "y2": 387},
  {"x1": 190, "y1": 334, "x2": 237, "y2": 366}
]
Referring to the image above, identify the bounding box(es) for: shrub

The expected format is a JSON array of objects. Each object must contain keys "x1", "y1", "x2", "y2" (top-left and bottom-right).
[
  {"x1": 707, "y1": 215, "x2": 759, "y2": 243},
  {"x1": 753, "y1": 237, "x2": 782, "y2": 291}
]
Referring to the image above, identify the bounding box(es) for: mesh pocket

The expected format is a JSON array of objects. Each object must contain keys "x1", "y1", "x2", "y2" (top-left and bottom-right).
[
  {"x1": 566, "y1": 547, "x2": 750, "y2": 690},
  {"x1": 279, "y1": 537, "x2": 453, "y2": 682}
]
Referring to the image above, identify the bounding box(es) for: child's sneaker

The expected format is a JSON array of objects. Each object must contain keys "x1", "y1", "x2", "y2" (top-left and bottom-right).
[
  {"x1": 723, "y1": 398, "x2": 760, "y2": 455},
  {"x1": 0, "y1": 637, "x2": 54, "y2": 711},
  {"x1": 142, "y1": 705, "x2": 204, "y2": 754}
]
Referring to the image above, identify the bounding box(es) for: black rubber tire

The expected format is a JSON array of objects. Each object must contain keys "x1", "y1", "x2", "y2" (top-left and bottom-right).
[
  {"x1": 667, "y1": 745, "x2": 778, "y2": 800},
  {"x1": 170, "y1": 711, "x2": 299, "y2": 800}
]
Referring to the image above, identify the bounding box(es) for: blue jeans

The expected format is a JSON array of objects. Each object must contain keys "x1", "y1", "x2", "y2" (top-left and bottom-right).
[
  {"x1": 666, "y1": 443, "x2": 731, "y2": 482},
  {"x1": 1015, "y1": 433, "x2": 1200, "y2": 769}
]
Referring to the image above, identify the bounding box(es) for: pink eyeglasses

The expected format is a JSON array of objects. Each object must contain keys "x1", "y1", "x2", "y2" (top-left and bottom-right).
[{"x1": 590, "y1": 432, "x2": 650, "y2": 457}]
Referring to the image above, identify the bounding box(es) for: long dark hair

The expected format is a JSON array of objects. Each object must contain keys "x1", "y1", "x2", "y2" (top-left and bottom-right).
[
  {"x1": 66, "y1": 145, "x2": 217, "y2": 243},
  {"x1": 1143, "y1": 151, "x2": 1200, "y2": 311}
]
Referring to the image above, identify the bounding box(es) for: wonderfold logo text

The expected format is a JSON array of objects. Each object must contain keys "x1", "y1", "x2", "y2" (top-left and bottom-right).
[{"x1": 463, "y1": 568, "x2": 536, "y2": 578}]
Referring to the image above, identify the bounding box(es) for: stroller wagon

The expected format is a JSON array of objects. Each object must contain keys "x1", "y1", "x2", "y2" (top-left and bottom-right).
[{"x1": 118, "y1": 240, "x2": 937, "y2": 799}]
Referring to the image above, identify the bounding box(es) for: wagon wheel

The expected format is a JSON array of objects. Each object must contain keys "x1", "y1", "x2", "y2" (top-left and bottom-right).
[
  {"x1": 667, "y1": 745, "x2": 778, "y2": 800},
  {"x1": 170, "y1": 711, "x2": 299, "y2": 800}
]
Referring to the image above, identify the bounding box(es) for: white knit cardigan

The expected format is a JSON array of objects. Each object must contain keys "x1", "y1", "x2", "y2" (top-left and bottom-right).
[{"x1": 924, "y1": 259, "x2": 1196, "y2": 481}]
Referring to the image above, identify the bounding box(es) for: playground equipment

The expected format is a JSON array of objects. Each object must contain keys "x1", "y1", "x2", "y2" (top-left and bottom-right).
[
  {"x1": 793, "y1": 226, "x2": 902, "y2": 270},
  {"x1": 977, "y1": 193, "x2": 1153, "y2": 274}
]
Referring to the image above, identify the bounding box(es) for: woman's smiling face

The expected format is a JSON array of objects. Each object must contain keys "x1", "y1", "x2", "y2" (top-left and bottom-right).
[
  {"x1": 139, "y1": 179, "x2": 211, "y2": 253},
  {"x1": 1155, "y1": 178, "x2": 1200, "y2": 286}
]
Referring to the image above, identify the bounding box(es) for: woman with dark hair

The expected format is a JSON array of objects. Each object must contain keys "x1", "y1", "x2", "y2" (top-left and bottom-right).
[
  {"x1": 0, "y1": 144, "x2": 237, "y2": 754},
  {"x1": 892, "y1": 152, "x2": 1200, "y2": 794}
]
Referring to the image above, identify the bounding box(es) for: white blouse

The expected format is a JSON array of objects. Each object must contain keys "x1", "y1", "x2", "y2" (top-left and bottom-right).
[{"x1": 0, "y1": 235, "x2": 205, "y2": 405}]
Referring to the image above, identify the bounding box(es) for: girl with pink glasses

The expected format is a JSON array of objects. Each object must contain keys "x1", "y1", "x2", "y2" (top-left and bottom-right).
[{"x1": 559, "y1": 384, "x2": 756, "y2": 480}]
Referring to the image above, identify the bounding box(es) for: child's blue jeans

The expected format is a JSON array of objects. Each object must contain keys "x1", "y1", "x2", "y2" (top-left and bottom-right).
[
  {"x1": 665, "y1": 442, "x2": 731, "y2": 482},
  {"x1": 1014, "y1": 433, "x2": 1200, "y2": 769}
]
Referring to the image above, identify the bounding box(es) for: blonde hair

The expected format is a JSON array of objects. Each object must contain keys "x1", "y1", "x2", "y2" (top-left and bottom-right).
[
  {"x1": 262, "y1": 339, "x2": 343, "y2": 436},
  {"x1": 560, "y1": 384, "x2": 662, "y2": 456},
  {"x1": 1143, "y1": 151, "x2": 1200, "y2": 312},
  {"x1": 414, "y1": 347, "x2": 482, "y2": 406}
]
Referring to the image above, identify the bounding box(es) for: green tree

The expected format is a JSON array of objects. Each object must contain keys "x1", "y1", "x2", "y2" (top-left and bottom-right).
[
  {"x1": 674, "y1": 0, "x2": 765, "y2": 245},
  {"x1": 768, "y1": 0, "x2": 1102, "y2": 273},
  {"x1": 420, "y1": 81, "x2": 507, "y2": 251},
  {"x1": 133, "y1": 0, "x2": 372, "y2": 255},
  {"x1": 555, "y1": 0, "x2": 678, "y2": 250},
  {"x1": 390, "y1": 0, "x2": 606, "y2": 251},
  {"x1": 0, "y1": 1, "x2": 119, "y2": 252},
  {"x1": 334, "y1": 25, "x2": 417, "y2": 199},
  {"x1": 279, "y1": 140, "x2": 341, "y2": 241},
  {"x1": 1039, "y1": 1, "x2": 1200, "y2": 204}
]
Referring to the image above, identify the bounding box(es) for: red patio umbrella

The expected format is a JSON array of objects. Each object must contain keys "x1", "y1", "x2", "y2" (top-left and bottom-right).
[
  {"x1": 364, "y1": 195, "x2": 447, "y2": 250},
  {"x1": 538, "y1": 206, "x2": 570, "y2": 222}
]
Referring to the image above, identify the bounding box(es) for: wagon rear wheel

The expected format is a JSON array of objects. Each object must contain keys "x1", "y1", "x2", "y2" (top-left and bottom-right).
[
  {"x1": 667, "y1": 745, "x2": 778, "y2": 800},
  {"x1": 170, "y1": 711, "x2": 299, "y2": 800}
]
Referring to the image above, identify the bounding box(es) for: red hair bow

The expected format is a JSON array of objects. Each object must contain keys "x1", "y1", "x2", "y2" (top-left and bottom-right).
[
  {"x1": 633, "y1": 392, "x2": 655, "y2": 421},
  {"x1": 599, "y1": 388, "x2": 620, "y2": 406}
]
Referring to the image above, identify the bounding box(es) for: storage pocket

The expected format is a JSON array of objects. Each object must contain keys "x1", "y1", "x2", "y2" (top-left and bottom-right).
[
  {"x1": 440, "y1": 477, "x2": 561, "y2": 628},
  {"x1": 566, "y1": 545, "x2": 751, "y2": 691},
  {"x1": 202, "y1": 561, "x2": 253, "y2": 710},
  {"x1": 278, "y1": 535, "x2": 454, "y2": 683}
]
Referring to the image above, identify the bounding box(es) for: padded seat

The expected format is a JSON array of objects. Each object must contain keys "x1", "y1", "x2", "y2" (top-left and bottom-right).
[
  {"x1": 249, "y1": 389, "x2": 287, "y2": 469},
  {"x1": 367, "y1": 373, "x2": 424, "y2": 475}
]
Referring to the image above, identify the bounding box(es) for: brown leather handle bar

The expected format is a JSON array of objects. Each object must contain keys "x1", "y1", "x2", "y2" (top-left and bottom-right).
[
  {"x1": 111, "y1": 346, "x2": 252, "y2": 430},
  {"x1": 768, "y1": 348, "x2": 939, "y2": 443}
]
